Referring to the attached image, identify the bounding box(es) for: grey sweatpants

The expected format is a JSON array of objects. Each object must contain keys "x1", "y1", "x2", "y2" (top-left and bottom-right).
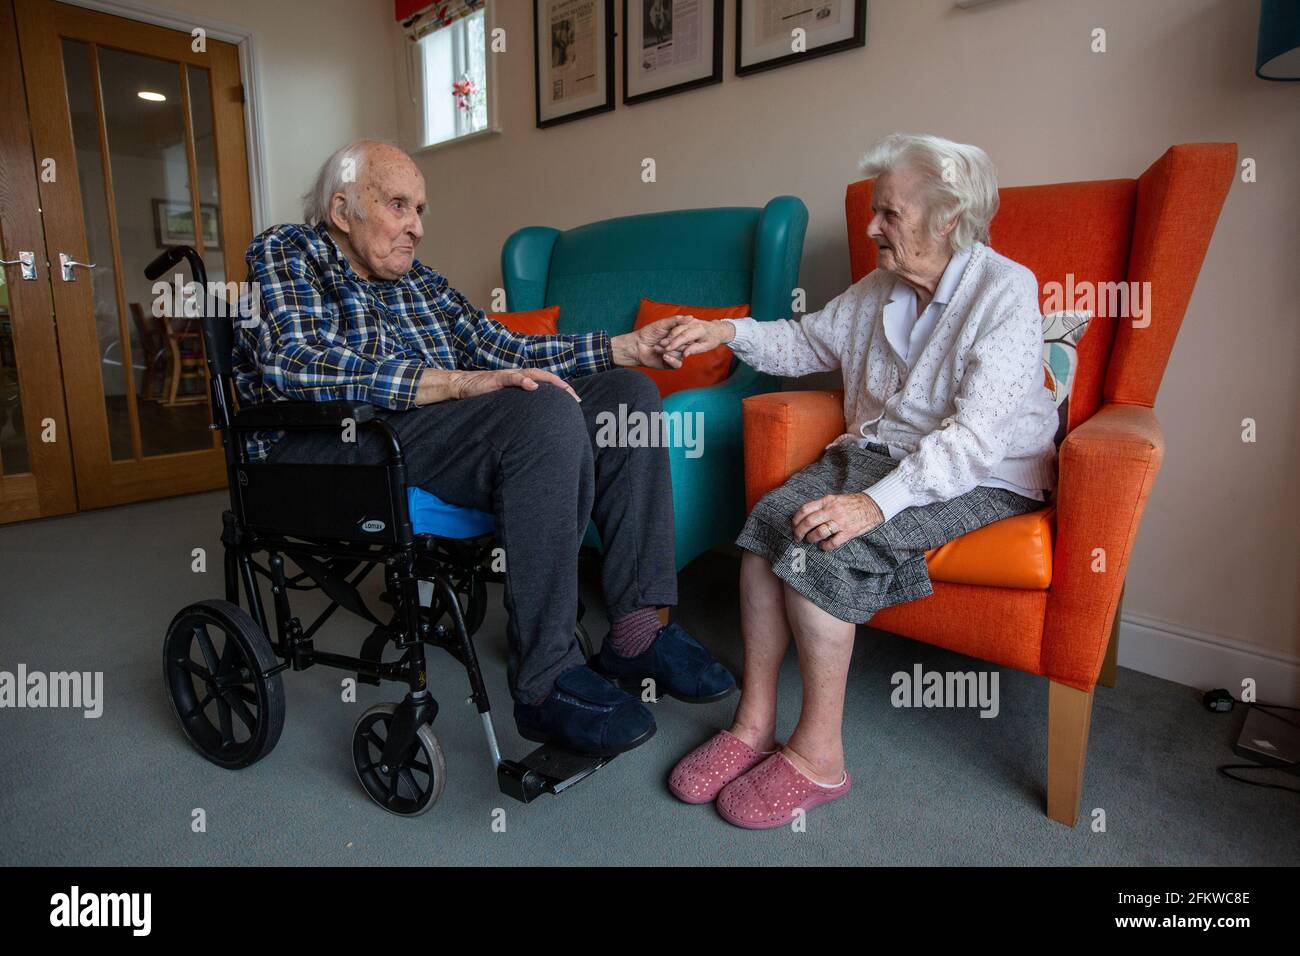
[{"x1": 267, "y1": 367, "x2": 678, "y2": 702}]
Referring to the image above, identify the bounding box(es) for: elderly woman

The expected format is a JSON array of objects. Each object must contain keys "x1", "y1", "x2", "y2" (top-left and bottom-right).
[{"x1": 655, "y1": 133, "x2": 1059, "y2": 829}]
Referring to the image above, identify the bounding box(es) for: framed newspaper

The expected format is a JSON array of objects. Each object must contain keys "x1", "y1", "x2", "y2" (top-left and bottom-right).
[
  {"x1": 535, "y1": 0, "x2": 616, "y2": 127},
  {"x1": 623, "y1": 0, "x2": 723, "y2": 105},
  {"x1": 735, "y1": 0, "x2": 866, "y2": 77}
]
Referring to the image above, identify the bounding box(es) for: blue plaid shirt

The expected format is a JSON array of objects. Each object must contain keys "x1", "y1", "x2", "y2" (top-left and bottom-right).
[{"x1": 233, "y1": 222, "x2": 613, "y2": 460}]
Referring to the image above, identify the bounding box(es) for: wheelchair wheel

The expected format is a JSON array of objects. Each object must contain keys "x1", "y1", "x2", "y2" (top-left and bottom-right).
[
  {"x1": 575, "y1": 619, "x2": 594, "y2": 661},
  {"x1": 352, "y1": 703, "x2": 446, "y2": 816},
  {"x1": 163, "y1": 599, "x2": 285, "y2": 770}
]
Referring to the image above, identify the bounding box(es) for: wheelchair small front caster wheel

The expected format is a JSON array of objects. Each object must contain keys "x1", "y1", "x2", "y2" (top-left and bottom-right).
[
  {"x1": 352, "y1": 703, "x2": 446, "y2": 816},
  {"x1": 163, "y1": 599, "x2": 285, "y2": 769}
]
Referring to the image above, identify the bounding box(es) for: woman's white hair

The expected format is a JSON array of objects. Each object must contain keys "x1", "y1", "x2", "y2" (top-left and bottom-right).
[
  {"x1": 859, "y1": 133, "x2": 999, "y2": 252},
  {"x1": 302, "y1": 139, "x2": 386, "y2": 226}
]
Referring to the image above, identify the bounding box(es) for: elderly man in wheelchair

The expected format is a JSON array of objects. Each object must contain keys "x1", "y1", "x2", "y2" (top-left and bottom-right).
[{"x1": 158, "y1": 140, "x2": 734, "y2": 815}]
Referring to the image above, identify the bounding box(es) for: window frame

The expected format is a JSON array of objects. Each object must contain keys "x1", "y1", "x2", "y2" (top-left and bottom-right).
[{"x1": 411, "y1": 3, "x2": 500, "y2": 156}]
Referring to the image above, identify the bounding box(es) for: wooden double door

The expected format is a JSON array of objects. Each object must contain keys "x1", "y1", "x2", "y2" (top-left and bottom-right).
[{"x1": 0, "y1": 0, "x2": 253, "y2": 524}]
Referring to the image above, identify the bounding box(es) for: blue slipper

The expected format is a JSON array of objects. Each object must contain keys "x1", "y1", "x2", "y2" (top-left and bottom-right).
[
  {"x1": 594, "y1": 622, "x2": 736, "y2": 703},
  {"x1": 514, "y1": 665, "x2": 656, "y2": 757}
]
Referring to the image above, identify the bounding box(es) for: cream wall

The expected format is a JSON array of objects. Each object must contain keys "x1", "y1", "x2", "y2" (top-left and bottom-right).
[{"x1": 390, "y1": 0, "x2": 1298, "y2": 682}]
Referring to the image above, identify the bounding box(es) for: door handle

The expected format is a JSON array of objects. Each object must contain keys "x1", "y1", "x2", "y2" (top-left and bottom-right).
[
  {"x1": 0, "y1": 250, "x2": 37, "y2": 280},
  {"x1": 59, "y1": 252, "x2": 96, "y2": 282}
]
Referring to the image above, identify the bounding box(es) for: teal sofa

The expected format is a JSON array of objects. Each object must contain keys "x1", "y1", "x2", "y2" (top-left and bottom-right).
[{"x1": 500, "y1": 197, "x2": 808, "y2": 570}]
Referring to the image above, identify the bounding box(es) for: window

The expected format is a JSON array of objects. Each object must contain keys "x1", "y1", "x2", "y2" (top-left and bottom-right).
[{"x1": 414, "y1": 7, "x2": 490, "y2": 149}]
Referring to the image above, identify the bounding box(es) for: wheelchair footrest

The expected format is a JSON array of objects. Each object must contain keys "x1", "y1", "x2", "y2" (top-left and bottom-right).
[{"x1": 497, "y1": 746, "x2": 611, "y2": 803}]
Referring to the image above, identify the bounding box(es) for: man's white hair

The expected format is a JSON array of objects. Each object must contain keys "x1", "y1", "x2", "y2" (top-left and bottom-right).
[
  {"x1": 302, "y1": 139, "x2": 388, "y2": 226},
  {"x1": 859, "y1": 133, "x2": 999, "y2": 252}
]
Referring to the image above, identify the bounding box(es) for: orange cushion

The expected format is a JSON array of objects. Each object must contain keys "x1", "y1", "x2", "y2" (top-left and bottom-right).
[
  {"x1": 924, "y1": 507, "x2": 1055, "y2": 590},
  {"x1": 494, "y1": 305, "x2": 560, "y2": 336},
  {"x1": 632, "y1": 299, "x2": 748, "y2": 398}
]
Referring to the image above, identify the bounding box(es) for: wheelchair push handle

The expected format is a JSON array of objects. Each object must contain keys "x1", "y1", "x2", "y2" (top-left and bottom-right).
[
  {"x1": 145, "y1": 245, "x2": 207, "y2": 289},
  {"x1": 144, "y1": 244, "x2": 240, "y2": 384}
]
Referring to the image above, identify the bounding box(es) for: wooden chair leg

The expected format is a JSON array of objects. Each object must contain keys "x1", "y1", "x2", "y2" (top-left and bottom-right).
[
  {"x1": 1047, "y1": 680, "x2": 1094, "y2": 827},
  {"x1": 167, "y1": 341, "x2": 182, "y2": 406},
  {"x1": 1098, "y1": 581, "x2": 1123, "y2": 688}
]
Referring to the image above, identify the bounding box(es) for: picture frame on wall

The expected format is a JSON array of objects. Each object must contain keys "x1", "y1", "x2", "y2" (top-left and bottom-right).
[
  {"x1": 152, "y1": 199, "x2": 220, "y2": 248},
  {"x1": 535, "y1": 0, "x2": 616, "y2": 127},
  {"x1": 735, "y1": 0, "x2": 867, "y2": 77},
  {"x1": 623, "y1": 0, "x2": 723, "y2": 105}
]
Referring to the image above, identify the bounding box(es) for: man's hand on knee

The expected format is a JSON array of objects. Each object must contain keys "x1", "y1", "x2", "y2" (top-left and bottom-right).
[{"x1": 446, "y1": 367, "x2": 581, "y2": 403}]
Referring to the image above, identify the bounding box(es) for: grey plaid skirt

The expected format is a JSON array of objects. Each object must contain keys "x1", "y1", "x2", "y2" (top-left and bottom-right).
[{"x1": 735, "y1": 443, "x2": 1043, "y2": 624}]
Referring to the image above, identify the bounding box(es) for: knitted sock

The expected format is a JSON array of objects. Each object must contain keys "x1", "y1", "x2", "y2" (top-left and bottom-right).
[{"x1": 607, "y1": 607, "x2": 663, "y2": 658}]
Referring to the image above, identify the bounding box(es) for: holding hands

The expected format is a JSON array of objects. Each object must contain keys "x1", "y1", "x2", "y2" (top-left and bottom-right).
[
  {"x1": 611, "y1": 313, "x2": 700, "y2": 369},
  {"x1": 657, "y1": 315, "x2": 737, "y2": 359},
  {"x1": 610, "y1": 314, "x2": 740, "y2": 368}
]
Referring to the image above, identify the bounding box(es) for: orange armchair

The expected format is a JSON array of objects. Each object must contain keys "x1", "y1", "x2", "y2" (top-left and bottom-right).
[{"x1": 741, "y1": 144, "x2": 1236, "y2": 826}]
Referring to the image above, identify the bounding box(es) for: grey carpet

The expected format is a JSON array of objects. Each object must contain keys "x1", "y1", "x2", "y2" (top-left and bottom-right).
[{"x1": 1, "y1": 491, "x2": 1296, "y2": 866}]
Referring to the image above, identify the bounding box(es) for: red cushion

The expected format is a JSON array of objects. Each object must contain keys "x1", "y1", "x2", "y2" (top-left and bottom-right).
[
  {"x1": 633, "y1": 299, "x2": 748, "y2": 398},
  {"x1": 495, "y1": 305, "x2": 560, "y2": 336}
]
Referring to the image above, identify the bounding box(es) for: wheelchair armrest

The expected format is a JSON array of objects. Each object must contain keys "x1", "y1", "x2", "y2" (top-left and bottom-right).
[{"x1": 231, "y1": 400, "x2": 377, "y2": 431}]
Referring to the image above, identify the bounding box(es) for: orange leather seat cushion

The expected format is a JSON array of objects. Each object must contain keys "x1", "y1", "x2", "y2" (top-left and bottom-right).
[{"x1": 924, "y1": 507, "x2": 1055, "y2": 590}]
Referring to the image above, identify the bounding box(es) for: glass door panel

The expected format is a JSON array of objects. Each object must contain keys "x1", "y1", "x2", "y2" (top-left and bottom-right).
[
  {"x1": 64, "y1": 40, "x2": 215, "y2": 461},
  {"x1": 187, "y1": 65, "x2": 227, "y2": 288},
  {"x1": 0, "y1": 220, "x2": 32, "y2": 477}
]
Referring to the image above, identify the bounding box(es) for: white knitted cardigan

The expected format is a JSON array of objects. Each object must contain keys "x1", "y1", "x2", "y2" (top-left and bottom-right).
[{"x1": 726, "y1": 242, "x2": 1059, "y2": 520}]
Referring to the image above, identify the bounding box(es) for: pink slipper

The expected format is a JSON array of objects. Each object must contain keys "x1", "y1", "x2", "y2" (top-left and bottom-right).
[
  {"x1": 715, "y1": 752, "x2": 852, "y2": 829},
  {"x1": 668, "y1": 730, "x2": 778, "y2": 804}
]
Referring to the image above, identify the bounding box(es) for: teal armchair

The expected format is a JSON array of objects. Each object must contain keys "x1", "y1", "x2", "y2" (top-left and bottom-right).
[{"x1": 500, "y1": 198, "x2": 808, "y2": 570}]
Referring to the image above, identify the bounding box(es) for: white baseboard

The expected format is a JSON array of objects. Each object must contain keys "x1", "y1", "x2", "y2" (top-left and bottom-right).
[{"x1": 1117, "y1": 613, "x2": 1300, "y2": 706}]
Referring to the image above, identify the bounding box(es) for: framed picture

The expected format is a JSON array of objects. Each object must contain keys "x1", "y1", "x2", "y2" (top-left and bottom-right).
[
  {"x1": 152, "y1": 199, "x2": 220, "y2": 248},
  {"x1": 623, "y1": 0, "x2": 723, "y2": 105},
  {"x1": 736, "y1": 0, "x2": 867, "y2": 77},
  {"x1": 534, "y1": 0, "x2": 615, "y2": 128}
]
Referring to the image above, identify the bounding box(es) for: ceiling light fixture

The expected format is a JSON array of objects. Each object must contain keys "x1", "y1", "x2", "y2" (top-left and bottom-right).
[{"x1": 137, "y1": 90, "x2": 166, "y2": 102}]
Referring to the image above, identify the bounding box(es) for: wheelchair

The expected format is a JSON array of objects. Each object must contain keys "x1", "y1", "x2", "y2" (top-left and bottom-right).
[{"x1": 150, "y1": 246, "x2": 610, "y2": 816}]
